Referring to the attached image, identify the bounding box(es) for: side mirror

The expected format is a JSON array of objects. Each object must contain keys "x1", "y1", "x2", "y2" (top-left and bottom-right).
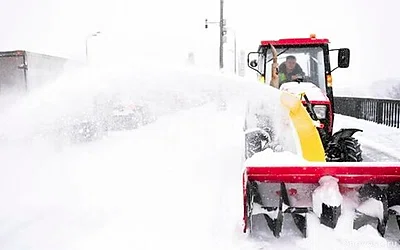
[
  {"x1": 247, "y1": 52, "x2": 264, "y2": 76},
  {"x1": 338, "y1": 48, "x2": 350, "y2": 68}
]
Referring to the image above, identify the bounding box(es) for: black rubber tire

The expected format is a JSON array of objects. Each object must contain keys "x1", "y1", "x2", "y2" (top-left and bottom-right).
[
  {"x1": 325, "y1": 136, "x2": 363, "y2": 162},
  {"x1": 341, "y1": 137, "x2": 363, "y2": 162},
  {"x1": 327, "y1": 136, "x2": 362, "y2": 162}
]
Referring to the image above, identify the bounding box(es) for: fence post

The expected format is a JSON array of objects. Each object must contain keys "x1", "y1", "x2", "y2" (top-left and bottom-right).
[
  {"x1": 355, "y1": 99, "x2": 362, "y2": 119},
  {"x1": 376, "y1": 101, "x2": 383, "y2": 124}
]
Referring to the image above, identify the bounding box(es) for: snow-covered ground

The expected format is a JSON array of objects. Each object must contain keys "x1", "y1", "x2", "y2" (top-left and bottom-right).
[{"x1": 0, "y1": 62, "x2": 399, "y2": 249}]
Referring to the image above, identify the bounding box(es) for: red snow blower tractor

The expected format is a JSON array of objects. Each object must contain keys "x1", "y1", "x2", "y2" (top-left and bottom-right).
[
  {"x1": 242, "y1": 34, "x2": 400, "y2": 240},
  {"x1": 245, "y1": 34, "x2": 361, "y2": 163}
]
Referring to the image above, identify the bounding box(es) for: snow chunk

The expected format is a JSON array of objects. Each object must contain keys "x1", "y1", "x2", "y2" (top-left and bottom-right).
[
  {"x1": 357, "y1": 198, "x2": 384, "y2": 221},
  {"x1": 244, "y1": 148, "x2": 307, "y2": 166},
  {"x1": 252, "y1": 203, "x2": 279, "y2": 219},
  {"x1": 312, "y1": 176, "x2": 343, "y2": 217}
]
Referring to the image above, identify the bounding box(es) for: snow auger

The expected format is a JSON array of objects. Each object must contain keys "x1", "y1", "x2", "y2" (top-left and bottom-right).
[
  {"x1": 245, "y1": 34, "x2": 362, "y2": 162},
  {"x1": 242, "y1": 35, "x2": 400, "y2": 239},
  {"x1": 243, "y1": 163, "x2": 400, "y2": 238}
]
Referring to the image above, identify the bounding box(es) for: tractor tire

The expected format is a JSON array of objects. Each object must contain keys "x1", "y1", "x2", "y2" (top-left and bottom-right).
[
  {"x1": 326, "y1": 136, "x2": 362, "y2": 162},
  {"x1": 245, "y1": 133, "x2": 263, "y2": 160},
  {"x1": 341, "y1": 137, "x2": 362, "y2": 162},
  {"x1": 244, "y1": 128, "x2": 274, "y2": 160}
]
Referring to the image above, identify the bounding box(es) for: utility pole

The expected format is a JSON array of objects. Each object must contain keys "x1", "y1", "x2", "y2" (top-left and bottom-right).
[
  {"x1": 238, "y1": 49, "x2": 246, "y2": 77},
  {"x1": 219, "y1": 0, "x2": 224, "y2": 70},
  {"x1": 205, "y1": 0, "x2": 225, "y2": 70},
  {"x1": 226, "y1": 27, "x2": 237, "y2": 74},
  {"x1": 234, "y1": 33, "x2": 236, "y2": 74},
  {"x1": 224, "y1": 27, "x2": 237, "y2": 74},
  {"x1": 187, "y1": 52, "x2": 195, "y2": 65},
  {"x1": 85, "y1": 31, "x2": 101, "y2": 63}
]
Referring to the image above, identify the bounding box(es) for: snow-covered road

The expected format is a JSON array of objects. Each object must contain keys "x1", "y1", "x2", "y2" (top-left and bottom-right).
[
  {"x1": 0, "y1": 102, "x2": 246, "y2": 250},
  {"x1": 363, "y1": 144, "x2": 399, "y2": 162},
  {"x1": 334, "y1": 114, "x2": 400, "y2": 162},
  {"x1": 0, "y1": 63, "x2": 399, "y2": 249}
]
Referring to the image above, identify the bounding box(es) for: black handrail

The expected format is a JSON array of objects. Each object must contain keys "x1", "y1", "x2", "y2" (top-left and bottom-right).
[{"x1": 334, "y1": 96, "x2": 400, "y2": 128}]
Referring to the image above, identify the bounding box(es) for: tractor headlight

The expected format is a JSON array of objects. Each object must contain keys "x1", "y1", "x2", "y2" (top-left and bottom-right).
[{"x1": 313, "y1": 105, "x2": 327, "y2": 119}]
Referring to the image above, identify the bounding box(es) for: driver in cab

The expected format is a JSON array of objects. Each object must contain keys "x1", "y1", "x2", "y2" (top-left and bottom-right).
[{"x1": 278, "y1": 55, "x2": 305, "y2": 86}]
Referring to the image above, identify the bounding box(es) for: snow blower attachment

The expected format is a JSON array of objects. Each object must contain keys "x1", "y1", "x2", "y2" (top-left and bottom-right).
[{"x1": 243, "y1": 164, "x2": 400, "y2": 238}]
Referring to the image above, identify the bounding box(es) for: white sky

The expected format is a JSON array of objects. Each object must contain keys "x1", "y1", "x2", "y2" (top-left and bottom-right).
[{"x1": 0, "y1": 0, "x2": 398, "y2": 90}]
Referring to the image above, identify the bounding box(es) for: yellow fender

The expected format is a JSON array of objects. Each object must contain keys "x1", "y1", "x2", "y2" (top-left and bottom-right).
[{"x1": 280, "y1": 91, "x2": 326, "y2": 162}]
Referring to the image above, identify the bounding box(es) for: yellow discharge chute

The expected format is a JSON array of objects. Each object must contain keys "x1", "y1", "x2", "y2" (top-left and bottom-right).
[{"x1": 280, "y1": 91, "x2": 326, "y2": 162}]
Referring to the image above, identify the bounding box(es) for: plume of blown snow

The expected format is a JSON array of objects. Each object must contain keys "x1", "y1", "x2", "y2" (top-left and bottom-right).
[
  {"x1": 0, "y1": 51, "x2": 302, "y2": 248},
  {"x1": 0, "y1": 54, "x2": 293, "y2": 151}
]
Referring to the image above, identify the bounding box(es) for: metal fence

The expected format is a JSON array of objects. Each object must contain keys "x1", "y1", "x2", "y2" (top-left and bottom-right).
[{"x1": 334, "y1": 96, "x2": 400, "y2": 128}]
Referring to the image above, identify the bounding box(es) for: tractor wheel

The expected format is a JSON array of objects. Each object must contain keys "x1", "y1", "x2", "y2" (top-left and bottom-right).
[
  {"x1": 245, "y1": 133, "x2": 263, "y2": 160},
  {"x1": 341, "y1": 137, "x2": 363, "y2": 162},
  {"x1": 245, "y1": 129, "x2": 273, "y2": 160},
  {"x1": 326, "y1": 136, "x2": 362, "y2": 162}
]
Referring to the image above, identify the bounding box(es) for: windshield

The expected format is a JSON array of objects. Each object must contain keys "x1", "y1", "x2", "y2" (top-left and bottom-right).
[{"x1": 264, "y1": 46, "x2": 327, "y2": 93}]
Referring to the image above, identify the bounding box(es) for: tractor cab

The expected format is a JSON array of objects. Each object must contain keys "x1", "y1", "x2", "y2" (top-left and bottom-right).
[{"x1": 247, "y1": 35, "x2": 350, "y2": 101}]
